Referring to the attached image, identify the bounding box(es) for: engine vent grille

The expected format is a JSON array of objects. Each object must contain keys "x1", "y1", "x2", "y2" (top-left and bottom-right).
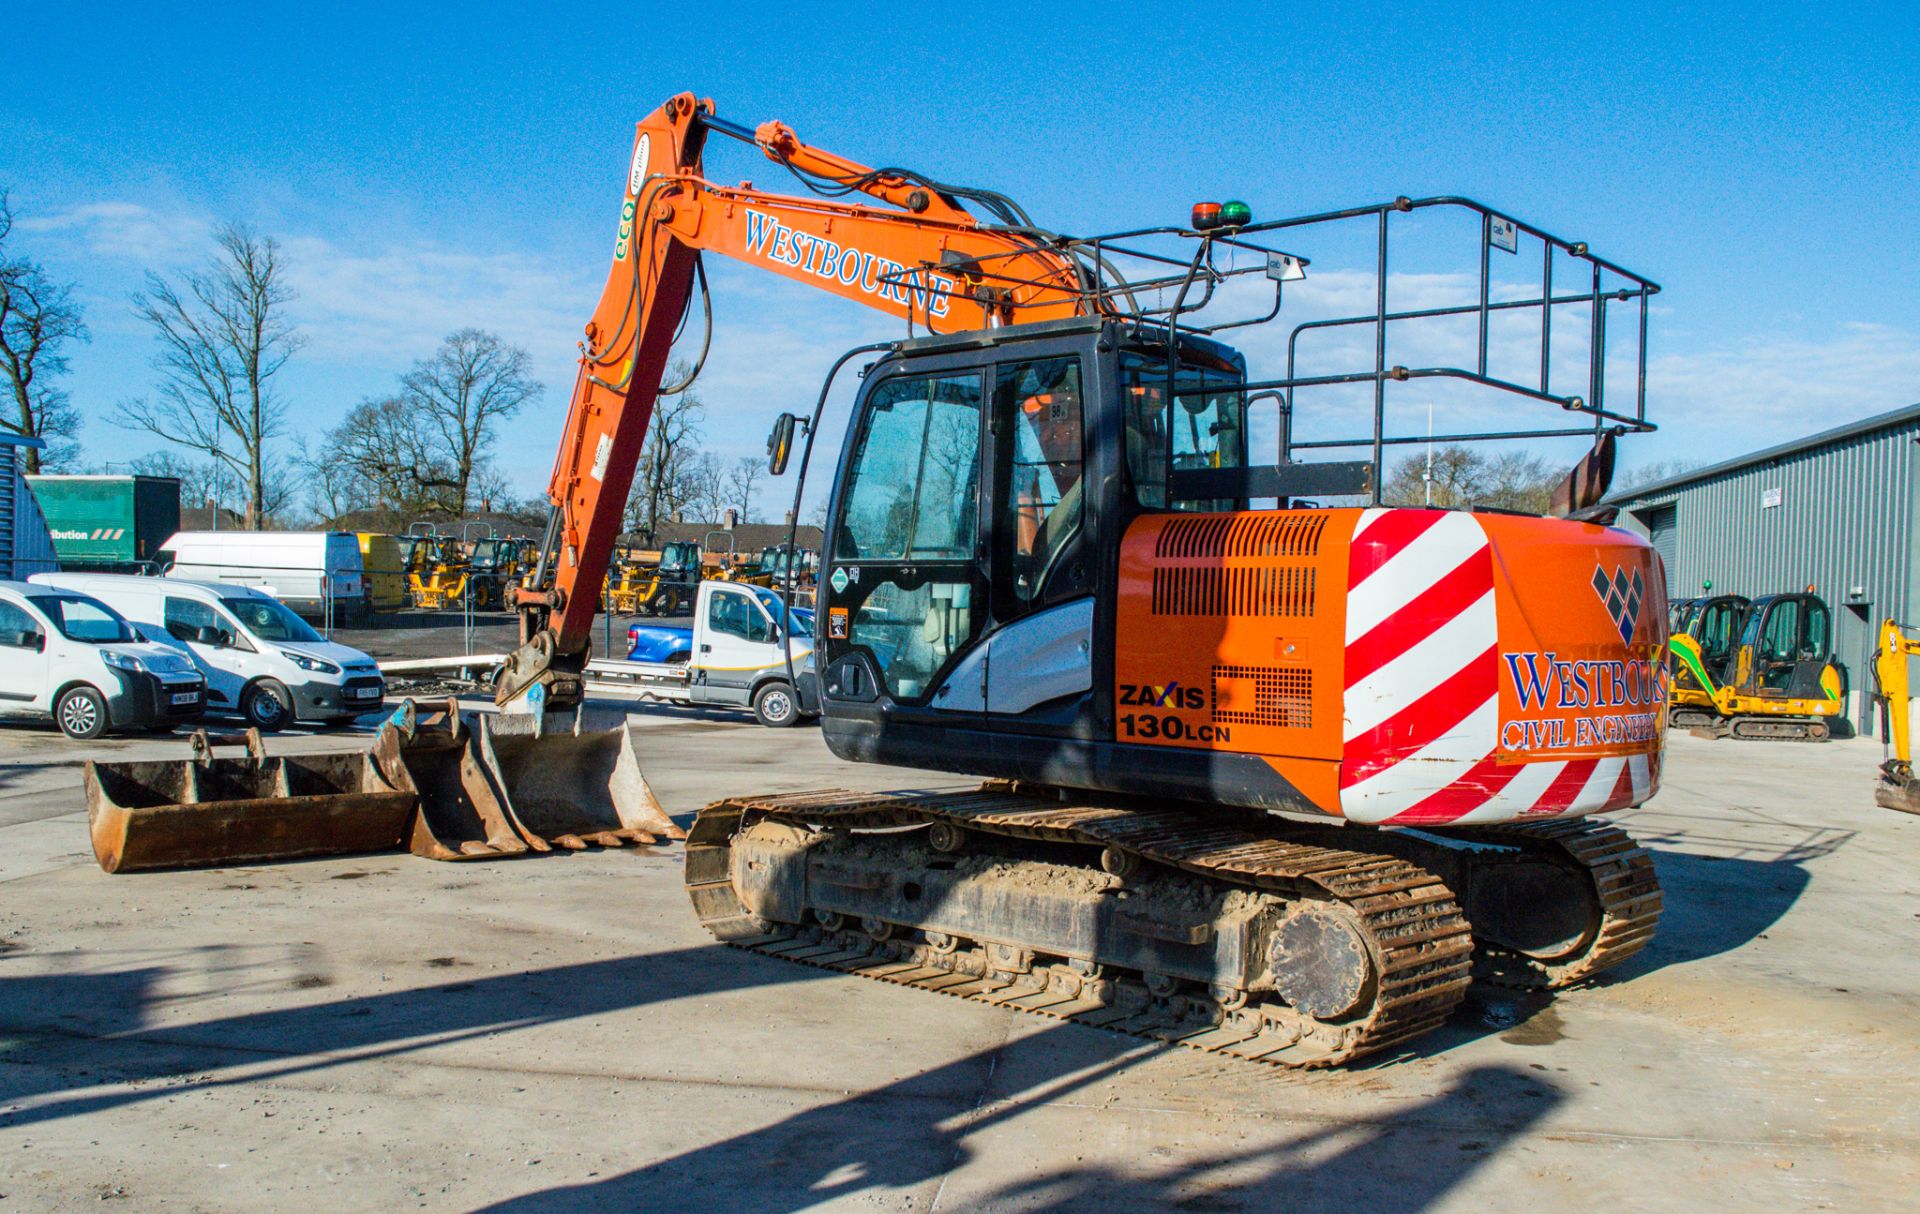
[
  {"x1": 1151, "y1": 566, "x2": 1316, "y2": 616},
  {"x1": 1212, "y1": 665, "x2": 1312, "y2": 728},
  {"x1": 1155, "y1": 513, "x2": 1327, "y2": 559}
]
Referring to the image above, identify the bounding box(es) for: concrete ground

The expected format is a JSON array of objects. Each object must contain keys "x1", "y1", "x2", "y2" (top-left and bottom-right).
[{"x1": 0, "y1": 717, "x2": 1914, "y2": 1212}]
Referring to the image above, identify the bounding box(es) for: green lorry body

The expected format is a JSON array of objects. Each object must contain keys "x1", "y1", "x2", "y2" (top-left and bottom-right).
[{"x1": 26, "y1": 476, "x2": 182, "y2": 570}]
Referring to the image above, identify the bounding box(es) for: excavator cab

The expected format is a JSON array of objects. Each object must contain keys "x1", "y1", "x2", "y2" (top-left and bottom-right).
[
  {"x1": 1666, "y1": 593, "x2": 1749, "y2": 723},
  {"x1": 815, "y1": 319, "x2": 1237, "y2": 762},
  {"x1": 1734, "y1": 593, "x2": 1843, "y2": 701}
]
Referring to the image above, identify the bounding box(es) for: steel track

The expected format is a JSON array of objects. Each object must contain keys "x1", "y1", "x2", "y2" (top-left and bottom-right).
[
  {"x1": 1443, "y1": 817, "x2": 1663, "y2": 987},
  {"x1": 686, "y1": 788, "x2": 1474, "y2": 1068}
]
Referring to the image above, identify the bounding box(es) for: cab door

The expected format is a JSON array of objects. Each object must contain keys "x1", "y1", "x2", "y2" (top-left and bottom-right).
[
  {"x1": 818, "y1": 368, "x2": 987, "y2": 713},
  {"x1": 1696, "y1": 597, "x2": 1748, "y2": 684},
  {"x1": 977, "y1": 352, "x2": 1095, "y2": 716},
  {"x1": 0, "y1": 598, "x2": 49, "y2": 714},
  {"x1": 691, "y1": 583, "x2": 778, "y2": 706},
  {"x1": 163, "y1": 596, "x2": 249, "y2": 711}
]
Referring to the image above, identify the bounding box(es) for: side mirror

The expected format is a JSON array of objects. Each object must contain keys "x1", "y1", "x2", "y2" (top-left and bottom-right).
[
  {"x1": 767, "y1": 412, "x2": 800, "y2": 476},
  {"x1": 25, "y1": 631, "x2": 45, "y2": 652}
]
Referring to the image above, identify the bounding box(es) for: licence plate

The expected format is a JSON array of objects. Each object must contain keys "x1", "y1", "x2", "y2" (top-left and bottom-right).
[
  {"x1": 351, "y1": 687, "x2": 381, "y2": 699},
  {"x1": 170, "y1": 692, "x2": 199, "y2": 705}
]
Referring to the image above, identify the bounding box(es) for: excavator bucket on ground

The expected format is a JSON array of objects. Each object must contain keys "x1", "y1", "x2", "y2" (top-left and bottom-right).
[
  {"x1": 478, "y1": 707, "x2": 684, "y2": 849},
  {"x1": 85, "y1": 729, "x2": 416, "y2": 874},
  {"x1": 368, "y1": 699, "x2": 530, "y2": 860},
  {"x1": 85, "y1": 702, "x2": 682, "y2": 874}
]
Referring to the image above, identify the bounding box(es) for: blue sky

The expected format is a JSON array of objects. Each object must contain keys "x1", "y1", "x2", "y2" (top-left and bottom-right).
[{"x1": 4, "y1": 1, "x2": 1915, "y2": 515}]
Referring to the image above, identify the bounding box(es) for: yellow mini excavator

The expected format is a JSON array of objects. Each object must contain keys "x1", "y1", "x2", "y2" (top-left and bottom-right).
[{"x1": 1668, "y1": 591, "x2": 1845, "y2": 740}]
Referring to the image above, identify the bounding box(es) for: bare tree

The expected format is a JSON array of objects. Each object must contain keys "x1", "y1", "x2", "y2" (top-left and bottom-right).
[
  {"x1": 727, "y1": 455, "x2": 763, "y2": 523},
  {"x1": 685, "y1": 452, "x2": 730, "y2": 524},
  {"x1": 297, "y1": 434, "x2": 374, "y2": 524},
  {"x1": 628, "y1": 364, "x2": 705, "y2": 542},
  {"x1": 401, "y1": 329, "x2": 540, "y2": 516},
  {"x1": 311, "y1": 395, "x2": 459, "y2": 521},
  {"x1": 1384, "y1": 444, "x2": 1557, "y2": 512},
  {"x1": 0, "y1": 191, "x2": 88, "y2": 473},
  {"x1": 128, "y1": 447, "x2": 298, "y2": 526},
  {"x1": 128, "y1": 450, "x2": 223, "y2": 508},
  {"x1": 117, "y1": 223, "x2": 302, "y2": 528},
  {"x1": 471, "y1": 462, "x2": 515, "y2": 515},
  {"x1": 1613, "y1": 458, "x2": 1699, "y2": 493}
]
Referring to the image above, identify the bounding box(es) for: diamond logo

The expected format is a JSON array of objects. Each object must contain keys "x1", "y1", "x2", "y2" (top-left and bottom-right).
[
  {"x1": 829, "y1": 565, "x2": 850, "y2": 594},
  {"x1": 1591, "y1": 563, "x2": 1645, "y2": 645}
]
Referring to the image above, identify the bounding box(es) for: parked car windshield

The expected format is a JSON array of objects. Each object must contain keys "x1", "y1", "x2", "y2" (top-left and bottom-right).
[
  {"x1": 220, "y1": 595, "x2": 323, "y2": 643},
  {"x1": 29, "y1": 593, "x2": 137, "y2": 644}
]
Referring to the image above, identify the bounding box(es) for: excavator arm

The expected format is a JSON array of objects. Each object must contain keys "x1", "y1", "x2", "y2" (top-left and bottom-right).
[
  {"x1": 1874, "y1": 618, "x2": 1920, "y2": 813},
  {"x1": 497, "y1": 92, "x2": 1090, "y2": 709}
]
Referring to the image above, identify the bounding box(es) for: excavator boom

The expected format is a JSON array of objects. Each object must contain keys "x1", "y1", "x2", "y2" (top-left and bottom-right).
[{"x1": 498, "y1": 94, "x2": 1089, "y2": 707}]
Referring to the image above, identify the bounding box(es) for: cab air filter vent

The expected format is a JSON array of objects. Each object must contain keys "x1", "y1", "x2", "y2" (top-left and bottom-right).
[
  {"x1": 1155, "y1": 513, "x2": 1327, "y2": 559},
  {"x1": 1152, "y1": 566, "x2": 1316, "y2": 616}
]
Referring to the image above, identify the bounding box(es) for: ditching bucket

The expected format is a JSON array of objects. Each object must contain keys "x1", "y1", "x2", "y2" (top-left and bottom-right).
[
  {"x1": 369, "y1": 699, "x2": 528, "y2": 860},
  {"x1": 479, "y1": 707, "x2": 685, "y2": 849},
  {"x1": 85, "y1": 729, "x2": 416, "y2": 874}
]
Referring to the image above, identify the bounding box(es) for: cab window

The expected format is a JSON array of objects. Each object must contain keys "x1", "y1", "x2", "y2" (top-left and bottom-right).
[
  {"x1": 836, "y1": 373, "x2": 982, "y2": 561},
  {"x1": 34, "y1": 594, "x2": 135, "y2": 643},
  {"x1": 708, "y1": 590, "x2": 774, "y2": 644},
  {"x1": 0, "y1": 600, "x2": 43, "y2": 650},
  {"x1": 1759, "y1": 598, "x2": 1828, "y2": 663},
  {"x1": 166, "y1": 598, "x2": 235, "y2": 647},
  {"x1": 997, "y1": 357, "x2": 1084, "y2": 606},
  {"x1": 1122, "y1": 351, "x2": 1247, "y2": 511},
  {"x1": 833, "y1": 370, "x2": 984, "y2": 703}
]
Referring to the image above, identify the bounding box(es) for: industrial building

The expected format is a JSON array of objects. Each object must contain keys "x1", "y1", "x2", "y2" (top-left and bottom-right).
[{"x1": 1608, "y1": 402, "x2": 1920, "y2": 735}]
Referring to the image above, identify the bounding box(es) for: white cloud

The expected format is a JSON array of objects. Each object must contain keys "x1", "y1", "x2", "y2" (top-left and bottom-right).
[
  {"x1": 16, "y1": 201, "x2": 212, "y2": 266},
  {"x1": 278, "y1": 235, "x2": 595, "y2": 371},
  {"x1": 1646, "y1": 322, "x2": 1920, "y2": 419}
]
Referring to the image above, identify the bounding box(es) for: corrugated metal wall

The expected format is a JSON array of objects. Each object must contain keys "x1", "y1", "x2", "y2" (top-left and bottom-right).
[
  {"x1": 0, "y1": 443, "x2": 59, "y2": 580},
  {"x1": 1623, "y1": 415, "x2": 1920, "y2": 733}
]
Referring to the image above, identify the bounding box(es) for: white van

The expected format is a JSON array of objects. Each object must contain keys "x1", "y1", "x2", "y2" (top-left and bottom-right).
[
  {"x1": 0, "y1": 580, "x2": 206, "y2": 738},
  {"x1": 33, "y1": 573, "x2": 385, "y2": 730},
  {"x1": 153, "y1": 531, "x2": 371, "y2": 623}
]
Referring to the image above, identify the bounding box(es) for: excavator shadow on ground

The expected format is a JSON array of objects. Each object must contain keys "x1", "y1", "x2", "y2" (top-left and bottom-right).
[
  {"x1": 1607, "y1": 815, "x2": 1850, "y2": 976},
  {"x1": 479, "y1": 1043, "x2": 1563, "y2": 1214},
  {"x1": 0, "y1": 937, "x2": 1566, "y2": 1213}
]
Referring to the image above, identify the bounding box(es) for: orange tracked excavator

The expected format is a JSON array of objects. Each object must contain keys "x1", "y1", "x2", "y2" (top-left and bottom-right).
[
  {"x1": 492, "y1": 94, "x2": 1667, "y2": 1066},
  {"x1": 95, "y1": 93, "x2": 1667, "y2": 1067}
]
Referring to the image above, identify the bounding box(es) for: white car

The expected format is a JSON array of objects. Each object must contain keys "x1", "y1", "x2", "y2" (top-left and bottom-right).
[
  {"x1": 33, "y1": 574, "x2": 384, "y2": 731},
  {"x1": 0, "y1": 581, "x2": 207, "y2": 739}
]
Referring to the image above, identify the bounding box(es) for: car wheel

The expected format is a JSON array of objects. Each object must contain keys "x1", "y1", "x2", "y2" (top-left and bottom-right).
[
  {"x1": 241, "y1": 680, "x2": 295, "y2": 732},
  {"x1": 753, "y1": 681, "x2": 800, "y2": 728},
  {"x1": 56, "y1": 686, "x2": 109, "y2": 740}
]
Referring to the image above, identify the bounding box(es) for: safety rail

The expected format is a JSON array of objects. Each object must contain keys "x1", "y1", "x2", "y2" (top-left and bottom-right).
[{"x1": 865, "y1": 195, "x2": 1658, "y2": 504}]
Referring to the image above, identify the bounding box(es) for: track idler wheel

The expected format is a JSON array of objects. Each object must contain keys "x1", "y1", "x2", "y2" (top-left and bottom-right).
[{"x1": 1268, "y1": 905, "x2": 1375, "y2": 1020}]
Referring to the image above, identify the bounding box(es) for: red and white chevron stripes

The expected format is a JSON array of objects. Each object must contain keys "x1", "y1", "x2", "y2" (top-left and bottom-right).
[{"x1": 1340, "y1": 508, "x2": 1652, "y2": 826}]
